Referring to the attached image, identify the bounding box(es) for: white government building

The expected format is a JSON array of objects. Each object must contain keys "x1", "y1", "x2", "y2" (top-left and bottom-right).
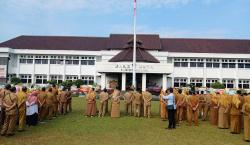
[{"x1": 0, "y1": 34, "x2": 250, "y2": 91}]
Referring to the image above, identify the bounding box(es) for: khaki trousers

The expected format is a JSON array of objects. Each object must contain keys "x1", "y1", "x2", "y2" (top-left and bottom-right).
[
  {"x1": 1, "y1": 114, "x2": 17, "y2": 135},
  {"x1": 99, "y1": 101, "x2": 107, "y2": 117},
  {"x1": 60, "y1": 102, "x2": 67, "y2": 115},
  {"x1": 134, "y1": 104, "x2": 141, "y2": 117},
  {"x1": 125, "y1": 103, "x2": 132, "y2": 116},
  {"x1": 144, "y1": 104, "x2": 151, "y2": 118},
  {"x1": 187, "y1": 107, "x2": 199, "y2": 126},
  {"x1": 18, "y1": 109, "x2": 26, "y2": 131}
]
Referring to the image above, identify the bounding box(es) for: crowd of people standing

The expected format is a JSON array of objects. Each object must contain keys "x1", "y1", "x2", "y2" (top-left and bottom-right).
[{"x1": 0, "y1": 84, "x2": 72, "y2": 137}]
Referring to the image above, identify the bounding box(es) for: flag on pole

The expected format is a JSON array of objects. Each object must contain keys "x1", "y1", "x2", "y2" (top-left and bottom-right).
[{"x1": 134, "y1": 0, "x2": 137, "y2": 16}]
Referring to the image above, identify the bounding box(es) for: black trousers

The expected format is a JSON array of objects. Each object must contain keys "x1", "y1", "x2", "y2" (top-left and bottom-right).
[{"x1": 167, "y1": 108, "x2": 176, "y2": 129}]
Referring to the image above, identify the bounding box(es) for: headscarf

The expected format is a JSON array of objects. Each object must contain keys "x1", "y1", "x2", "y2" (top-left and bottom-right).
[
  {"x1": 231, "y1": 94, "x2": 241, "y2": 109},
  {"x1": 219, "y1": 94, "x2": 230, "y2": 107},
  {"x1": 27, "y1": 91, "x2": 38, "y2": 104}
]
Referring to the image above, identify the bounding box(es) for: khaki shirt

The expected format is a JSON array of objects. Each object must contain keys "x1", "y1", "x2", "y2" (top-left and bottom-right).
[
  {"x1": 133, "y1": 92, "x2": 142, "y2": 105},
  {"x1": 46, "y1": 92, "x2": 54, "y2": 105},
  {"x1": 188, "y1": 95, "x2": 199, "y2": 108},
  {"x1": 142, "y1": 91, "x2": 152, "y2": 106},
  {"x1": 38, "y1": 91, "x2": 47, "y2": 106},
  {"x1": 3, "y1": 92, "x2": 18, "y2": 115},
  {"x1": 59, "y1": 91, "x2": 68, "y2": 103},
  {"x1": 17, "y1": 91, "x2": 27, "y2": 110},
  {"x1": 124, "y1": 91, "x2": 133, "y2": 104},
  {"x1": 99, "y1": 92, "x2": 109, "y2": 103},
  {"x1": 52, "y1": 88, "x2": 59, "y2": 103}
]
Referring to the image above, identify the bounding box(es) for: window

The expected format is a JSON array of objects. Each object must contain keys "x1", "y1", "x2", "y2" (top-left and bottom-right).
[
  {"x1": 20, "y1": 59, "x2": 26, "y2": 64},
  {"x1": 206, "y1": 79, "x2": 218, "y2": 88},
  {"x1": 206, "y1": 59, "x2": 220, "y2": 68},
  {"x1": 174, "y1": 78, "x2": 187, "y2": 88},
  {"x1": 73, "y1": 60, "x2": 79, "y2": 65},
  {"x1": 66, "y1": 76, "x2": 79, "y2": 81},
  {"x1": 174, "y1": 62, "x2": 180, "y2": 67},
  {"x1": 81, "y1": 76, "x2": 94, "y2": 85},
  {"x1": 190, "y1": 78, "x2": 203, "y2": 87},
  {"x1": 197, "y1": 62, "x2": 204, "y2": 67},
  {"x1": 181, "y1": 62, "x2": 188, "y2": 67},
  {"x1": 20, "y1": 59, "x2": 33, "y2": 64},
  {"x1": 190, "y1": 62, "x2": 197, "y2": 67},
  {"x1": 222, "y1": 59, "x2": 236, "y2": 68},
  {"x1": 206, "y1": 63, "x2": 212, "y2": 68},
  {"x1": 35, "y1": 75, "x2": 47, "y2": 84},
  {"x1": 222, "y1": 79, "x2": 234, "y2": 88},
  {"x1": 50, "y1": 59, "x2": 64, "y2": 64},
  {"x1": 238, "y1": 80, "x2": 250, "y2": 89},
  {"x1": 88, "y1": 60, "x2": 95, "y2": 65},
  {"x1": 20, "y1": 74, "x2": 32, "y2": 83},
  {"x1": 50, "y1": 75, "x2": 63, "y2": 84}
]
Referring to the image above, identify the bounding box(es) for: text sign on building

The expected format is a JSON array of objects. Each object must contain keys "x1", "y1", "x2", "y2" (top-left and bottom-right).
[
  {"x1": 96, "y1": 62, "x2": 173, "y2": 74},
  {"x1": 0, "y1": 65, "x2": 7, "y2": 78}
]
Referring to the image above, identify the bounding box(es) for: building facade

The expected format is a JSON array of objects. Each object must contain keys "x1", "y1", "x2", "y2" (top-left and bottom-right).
[{"x1": 0, "y1": 34, "x2": 250, "y2": 91}]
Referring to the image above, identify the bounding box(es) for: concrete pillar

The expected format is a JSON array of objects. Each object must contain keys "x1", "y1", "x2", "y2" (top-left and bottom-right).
[
  {"x1": 101, "y1": 73, "x2": 106, "y2": 90},
  {"x1": 203, "y1": 78, "x2": 206, "y2": 87},
  {"x1": 235, "y1": 79, "x2": 239, "y2": 89},
  {"x1": 142, "y1": 73, "x2": 146, "y2": 91},
  {"x1": 16, "y1": 55, "x2": 20, "y2": 78},
  {"x1": 162, "y1": 74, "x2": 167, "y2": 90},
  {"x1": 122, "y1": 73, "x2": 126, "y2": 91},
  {"x1": 63, "y1": 56, "x2": 66, "y2": 81}
]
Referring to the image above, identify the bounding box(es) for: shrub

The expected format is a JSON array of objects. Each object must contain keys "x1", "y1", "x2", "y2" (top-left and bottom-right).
[
  {"x1": 10, "y1": 77, "x2": 22, "y2": 85},
  {"x1": 211, "y1": 82, "x2": 225, "y2": 89}
]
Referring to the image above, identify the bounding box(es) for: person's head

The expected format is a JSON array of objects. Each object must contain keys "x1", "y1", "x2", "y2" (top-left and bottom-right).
[
  {"x1": 42, "y1": 87, "x2": 46, "y2": 92},
  {"x1": 48, "y1": 87, "x2": 52, "y2": 92},
  {"x1": 92, "y1": 88, "x2": 95, "y2": 91},
  {"x1": 178, "y1": 89, "x2": 182, "y2": 94},
  {"x1": 5, "y1": 84, "x2": 11, "y2": 90},
  {"x1": 10, "y1": 87, "x2": 16, "y2": 93},
  {"x1": 103, "y1": 88, "x2": 107, "y2": 92},
  {"x1": 22, "y1": 86, "x2": 27, "y2": 92},
  {"x1": 236, "y1": 90, "x2": 241, "y2": 95},
  {"x1": 62, "y1": 87, "x2": 66, "y2": 91},
  {"x1": 52, "y1": 84, "x2": 56, "y2": 88},
  {"x1": 169, "y1": 88, "x2": 173, "y2": 93}
]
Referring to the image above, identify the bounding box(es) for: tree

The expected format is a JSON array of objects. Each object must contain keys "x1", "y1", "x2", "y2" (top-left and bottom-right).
[
  {"x1": 73, "y1": 79, "x2": 84, "y2": 88},
  {"x1": 10, "y1": 77, "x2": 22, "y2": 85},
  {"x1": 61, "y1": 80, "x2": 73, "y2": 89},
  {"x1": 47, "y1": 80, "x2": 57, "y2": 85},
  {"x1": 211, "y1": 82, "x2": 225, "y2": 89}
]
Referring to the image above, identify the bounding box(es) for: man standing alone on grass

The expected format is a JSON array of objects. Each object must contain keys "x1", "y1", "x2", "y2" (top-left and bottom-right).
[
  {"x1": 17, "y1": 86, "x2": 28, "y2": 131},
  {"x1": 163, "y1": 88, "x2": 176, "y2": 129}
]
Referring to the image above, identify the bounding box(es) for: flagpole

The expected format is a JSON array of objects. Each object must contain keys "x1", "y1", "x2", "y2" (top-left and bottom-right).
[{"x1": 132, "y1": 0, "x2": 137, "y2": 90}]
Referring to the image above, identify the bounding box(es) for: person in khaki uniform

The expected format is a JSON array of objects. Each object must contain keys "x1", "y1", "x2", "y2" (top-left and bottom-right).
[
  {"x1": 242, "y1": 95, "x2": 250, "y2": 141},
  {"x1": 210, "y1": 93, "x2": 219, "y2": 125},
  {"x1": 198, "y1": 92, "x2": 206, "y2": 120},
  {"x1": 46, "y1": 88, "x2": 54, "y2": 120},
  {"x1": 142, "y1": 91, "x2": 152, "y2": 118},
  {"x1": 218, "y1": 94, "x2": 231, "y2": 129},
  {"x1": 38, "y1": 87, "x2": 47, "y2": 121},
  {"x1": 229, "y1": 94, "x2": 242, "y2": 134},
  {"x1": 111, "y1": 88, "x2": 121, "y2": 118},
  {"x1": 51, "y1": 85, "x2": 59, "y2": 117},
  {"x1": 159, "y1": 89, "x2": 167, "y2": 120},
  {"x1": 85, "y1": 88, "x2": 97, "y2": 117},
  {"x1": 99, "y1": 88, "x2": 109, "y2": 117},
  {"x1": 16, "y1": 86, "x2": 28, "y2": 131},
  {"x1": 1, "y1": 87, "x2": 18, "y2": 136},
  {"x1": 133, "y1": 90, "x2": 142, "y2": 117},
  {"x1": 176, "y1": 90, "x2": 186, "y2": 123},
  {"x1": 66, "y1": 90, "x2": 72, "y2": 113},
  {"x1": 123, "y1": 90, "x2": 133, "y2": 116},
  {"x1": 59, "y1": 88, "x2": 68, "y2": 115},
  {"x1": 0, "y1": 85, "x2": 11, "y2": 129},
  {"x1": 187, "y1": 93, "x2": 199, "y2": 126},
  {"x1": 202, "y1": 93, "x2": 211, "y2": 121}
]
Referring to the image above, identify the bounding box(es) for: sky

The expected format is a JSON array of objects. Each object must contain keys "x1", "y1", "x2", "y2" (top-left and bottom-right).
[{"x1": 0, "y1": 0, "x2": 250, "y2": 42}]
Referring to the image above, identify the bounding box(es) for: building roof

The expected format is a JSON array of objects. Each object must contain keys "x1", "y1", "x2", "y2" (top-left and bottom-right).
[
  {"x1": 0, "y1": 35, "x2": 108, "y2": 51},
  {"x1": 109, "y1": 39, "x2": 159, "y2": 63},
  {"x1": 161, "y1": 38, "x2": 250, "y2": 54},
  {"x1": 106, "y1": 34, "x2": 161, "y2": 50},
  {"x1": 1, "y1": 34, "x2": 250, "y2": 54}
]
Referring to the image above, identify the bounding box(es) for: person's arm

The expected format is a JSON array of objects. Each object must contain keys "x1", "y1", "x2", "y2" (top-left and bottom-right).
[{"x1": 18, "y1": 100, "x2": 25, "y2": 108}]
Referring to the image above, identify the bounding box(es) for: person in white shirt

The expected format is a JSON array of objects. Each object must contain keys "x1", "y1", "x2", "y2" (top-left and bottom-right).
[{"x1": 163, "y1": 88, "x2": 176, "y2": 129}]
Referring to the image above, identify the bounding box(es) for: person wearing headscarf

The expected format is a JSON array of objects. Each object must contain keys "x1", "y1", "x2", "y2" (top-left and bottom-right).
[
  {"x1": 210, "y1": 93, "x2": 219, "y2": 125},
  {"x1": 85, "y1": 88, "x2": 97, "y2": 117},
  {"x1": 142, "y1": 91, "x2": 152, "y2": 118},
  {"x1": 176, "y1": 89, "x2": 187, "y2": 123},
  {"x1": 187, "y1": 92, "x2": 199, "y2": 126},
  {"x1": 99, "y1": 88, "x2": 109, "y2": 117},
  {"x1": 111, "y1": 87, "x2": 121, "y2": 118},
  {"x1": 218, "y1": 94, "x2": 231, "y2": 129},
  {"x1": 16, "y1": 86, "x2": 28, "y2": 131},
  {"x1": 242, "y1": 95, "x2": 250, "y2": 141},
  {"x1": 229, "y1": 94, "x2": 242, "y2": 134},
  {"x1": 26, "y1": 91, "x2": 39, "y2": 126},
  {"x1": 159, "y1": 89, "x2": 167, "y2": 121}
]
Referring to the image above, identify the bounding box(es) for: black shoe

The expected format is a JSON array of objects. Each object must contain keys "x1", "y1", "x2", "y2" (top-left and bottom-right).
[{"x1": 0, "y1": 133, "x2": 5, "y2": 136}]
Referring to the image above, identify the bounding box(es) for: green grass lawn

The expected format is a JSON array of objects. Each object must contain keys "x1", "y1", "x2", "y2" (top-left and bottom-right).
[{"x1": 0, "y1": 97, "x2": 249, "y2": 145}]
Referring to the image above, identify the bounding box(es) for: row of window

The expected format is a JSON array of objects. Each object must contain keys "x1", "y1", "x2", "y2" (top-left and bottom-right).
[
  {"x1": 174, "y1": 78, "x2": 250, "y2": 89},
  {"x1": 18, "y1": 74, "x2": 94, "y2": 85},
  {"x1": 174, "y1": 58, "x2": 250, "y2": 63},
  {"x1": 19, "y1": 59, "x2": 95, "y2": 65},
  {"x1": 174, "y1": 62, "x2": 250, "y2": 68},
  {"x1": 20, "y1": 55, "x2": 95, "y2": 60}
]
